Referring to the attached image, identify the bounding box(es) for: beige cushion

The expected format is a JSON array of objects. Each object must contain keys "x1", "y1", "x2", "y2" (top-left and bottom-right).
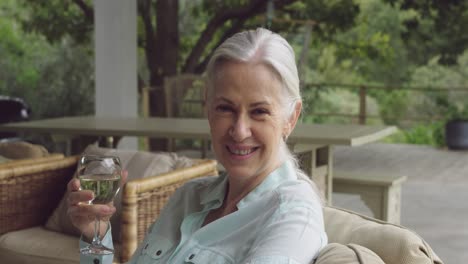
[
  {"x1": 45, "y1": 145, "x2": 195, "y2": 243},
  {"x1": 0, "y1": 141, "x2": 48, "y2": 159},
  {"x1": 324, "y1": 206, "x2": 443, "y2": 264},
  {"x1": 0, "y1": 155, "x2": 10, "y2": 163},
  {"x1": 0, "y1": 227, "x2": 79, "y2": 264},
  {"x1": 315, "y1": 243, "x2": 385, "y2": 264},
  {"x1": 0, "y1": 227, "x2": 123, "y2": 264}
]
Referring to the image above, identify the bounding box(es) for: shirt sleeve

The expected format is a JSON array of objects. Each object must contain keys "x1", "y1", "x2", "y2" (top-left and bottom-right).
[
  {"x1": 79, "y1": 224, "x2": 114, "y2": 264},
  {"x1": 243, "y1": 199, "x2": 328, "y2": 264}
]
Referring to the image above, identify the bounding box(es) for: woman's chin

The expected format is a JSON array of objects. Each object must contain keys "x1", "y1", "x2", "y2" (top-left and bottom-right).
[{"x1": 222, "y1": 163, "x2": 253, "y2": 178}]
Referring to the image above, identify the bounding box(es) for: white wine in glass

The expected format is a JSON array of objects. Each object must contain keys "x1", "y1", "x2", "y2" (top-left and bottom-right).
[{"x1": 77, "y1": 155, "x2": 122, "y2": 255}]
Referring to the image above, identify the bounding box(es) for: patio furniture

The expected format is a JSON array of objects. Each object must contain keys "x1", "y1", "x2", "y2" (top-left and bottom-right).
[
  {"x1": 291, "y1": 143, "x2": 331, "y2": 202},
  {"x1": 0, "y1": 115, "x2": 398, "y2": 203},
  {"x1": 319, "y1": 206, "x2": 443, "y2": 264},
  {"x1": 0, "y1": 151, "x2": 218, "y2": 264},
  {"x1": 333, "y1": 170, "x2": 407, "y2": 224},
  {"x1": 0, "y1": 140, "x2": 50, "y2": 160},
  {"x1": 0, "y1": 148, "x2": 443, "y2": 264}
]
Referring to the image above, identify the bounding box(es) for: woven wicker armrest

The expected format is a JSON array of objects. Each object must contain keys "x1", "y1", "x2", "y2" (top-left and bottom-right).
[
  {"x1": 0, "y1": 155, "x2": 79, "y2": 235},
  {"x1": 0, "y1": 153, "x2": 65, "y2": 169},
  {"x1": 119, "y1": 159, "x2": 218, "y2": 262}
]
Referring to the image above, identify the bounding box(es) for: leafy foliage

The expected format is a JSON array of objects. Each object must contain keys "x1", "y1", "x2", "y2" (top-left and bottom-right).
[
  {"x1": 0, "y1": 0, "x2": 94, "y2": 120},
  {"x1": 3, "y1": 0, "x2": 468, "y2": 148},
  {"x1": 385, "y1": 121, "x2": 445, "y2": 147},
  {"x1": 408, "y1": 52, "x2": 468, "y2": 122},
  {"x1": 17, "y1": 0, "x2": 93, "y2": 44},
  {"x1": 395, "y1": 0, "x2": 468, "y2": 65},
  {"x1": 286, "y1": 0, "x2": 359, "y2": 38},
  {"x1": 32, "y1": 39, "x2": 94, "y2": 118}
]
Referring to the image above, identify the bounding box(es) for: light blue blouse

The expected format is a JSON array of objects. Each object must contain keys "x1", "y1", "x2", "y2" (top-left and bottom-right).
[{"x1": 81, "y1": 161, "x2": 327, "y2": 263}]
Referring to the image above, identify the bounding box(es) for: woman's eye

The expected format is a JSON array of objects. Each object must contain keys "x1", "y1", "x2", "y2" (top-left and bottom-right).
[
  {"x1": 251, "y1": 108, "x2": 269, "y2": 115},
  {"x1": 215, "y1": 105, "x2": 233, "y2": 112}
]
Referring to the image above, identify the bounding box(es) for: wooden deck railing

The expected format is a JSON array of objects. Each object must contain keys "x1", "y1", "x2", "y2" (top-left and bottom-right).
[
  {"x1": 302, "y1": 83, "x2": 468, "y2": 125},
  {"x1": 140, "y1": 76, "x2": 468, "y2": 126}
]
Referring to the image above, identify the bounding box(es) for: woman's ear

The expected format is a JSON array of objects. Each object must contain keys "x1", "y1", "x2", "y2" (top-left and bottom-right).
[{"x1": 284, "y1": 101, "x2": 302, "y2": 137}]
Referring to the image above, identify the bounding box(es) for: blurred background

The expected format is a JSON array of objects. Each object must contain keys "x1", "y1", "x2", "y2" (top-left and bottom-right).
[
  {"x1": 1, "y1": 0, "x2": 467, "y2": 148},
  {"x1": 1, "y1": 1, "x2": 467, "y2": 263}
]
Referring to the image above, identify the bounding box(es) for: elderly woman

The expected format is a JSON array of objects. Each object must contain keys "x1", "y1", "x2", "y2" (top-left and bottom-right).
[{"x1": 68, "y1": 28, "x2": 327, "y2": 263}]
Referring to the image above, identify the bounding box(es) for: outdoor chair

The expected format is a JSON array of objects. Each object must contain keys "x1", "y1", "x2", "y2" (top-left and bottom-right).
[
  {"x1": 163, "y1": 74, "x2": 210, "y2": 158},
  {"x1": 0, "y1": 144, "x2": 443, "y2": 264},
  {"x1": 0, "y1": 146, "x2": 218, "y2": 264},
  {"x1": 317, "y1": 207, "x2": 443, "y2": 264}
]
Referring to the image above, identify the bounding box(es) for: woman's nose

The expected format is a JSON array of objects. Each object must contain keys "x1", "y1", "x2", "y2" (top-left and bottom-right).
[{"x1": 229, "y1": 115, "x2": 252, "y2": 142}]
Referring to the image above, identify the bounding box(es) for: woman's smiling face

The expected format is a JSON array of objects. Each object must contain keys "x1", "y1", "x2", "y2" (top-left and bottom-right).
[{"x1": 207, "y1": 61, "x2": 291, "y2": 181}]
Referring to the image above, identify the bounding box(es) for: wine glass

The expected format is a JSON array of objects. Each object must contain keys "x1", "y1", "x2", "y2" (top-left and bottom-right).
[{"x1": 76, "y1": 155, "x2": 122, "y2": 255}]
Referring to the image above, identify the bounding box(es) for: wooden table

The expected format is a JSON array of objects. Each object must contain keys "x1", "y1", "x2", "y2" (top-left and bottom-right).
[{"x1": 0, "y1": 116, "x2": 397, "y2": 203}]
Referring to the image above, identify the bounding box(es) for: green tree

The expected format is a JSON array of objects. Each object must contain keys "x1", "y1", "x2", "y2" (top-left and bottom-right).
[
  {"x1": 385, "y1": 0, "x2": 468, "y2": 65},
  {"x1": 0, "y1": 0, "x2": 39, "y2": 98},
  {"x1": 332, "y1": 0, "x2": 417, "y2": 84},
  {"x1": 17, "y1": 0, "x2": 360, "y2": 149},
  {"x1": 0, "y1": 0, "x2": 94, "y2": 120},
  {"x1": 33, "y1": 40, "x2": 94, "y2": 118},
  {"x1": 408, "y1": 51, "x2": 468, "y2": 121},
  {"x1": 300, "y1": 0, "x2": 414, "y2": 125}
]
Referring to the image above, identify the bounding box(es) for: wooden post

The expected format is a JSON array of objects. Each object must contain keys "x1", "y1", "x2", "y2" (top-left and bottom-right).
[
  {"x1": 142, "y1": 87, "x2": 150, "y2": 118},
  {"x1": 94, "y1": 0, "x2": 137, "y2": 149},
  {"x1": 359, "y1": 86, "x2": 367, "y2": 124}
]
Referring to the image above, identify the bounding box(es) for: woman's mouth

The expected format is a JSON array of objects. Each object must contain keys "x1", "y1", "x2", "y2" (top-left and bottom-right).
[{"x1": 226, "y1": 146, "x2": 258, "y2": 156}]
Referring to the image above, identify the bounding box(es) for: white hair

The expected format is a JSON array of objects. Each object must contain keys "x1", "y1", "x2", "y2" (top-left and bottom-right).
[{"x1": 205, "y1": 28, "x2": 324, "y2": 203}]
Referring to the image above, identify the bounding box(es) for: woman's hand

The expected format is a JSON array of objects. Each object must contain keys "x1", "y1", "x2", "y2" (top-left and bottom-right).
[{"x1": 66, "y1": 171, "x2": 127, "y2": 241}]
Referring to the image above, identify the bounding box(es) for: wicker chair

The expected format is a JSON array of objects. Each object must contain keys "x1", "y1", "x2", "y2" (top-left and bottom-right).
[
  {"x1": 0, "y1": 154, "x2": 75, "y2": 235},
  {"x1": 0, "y1": 155, "x2": 218, "y2": 264}
]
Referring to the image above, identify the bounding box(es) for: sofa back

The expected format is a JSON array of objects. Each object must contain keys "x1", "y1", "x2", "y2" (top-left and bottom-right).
[{"x1": 324, "y1": 206, "x2": 444, "y2": 264}]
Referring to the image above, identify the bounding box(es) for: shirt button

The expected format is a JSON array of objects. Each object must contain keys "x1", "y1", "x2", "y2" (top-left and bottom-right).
[
  {"x1": 156, "y1": 250, "x2": 162, "y2": 256},
  {"x1": 93, "y1": 259, "x2": 100, "y2": 264},
  {"x1": 189, "y1": 253, "x2": 195, "y2": 260}
]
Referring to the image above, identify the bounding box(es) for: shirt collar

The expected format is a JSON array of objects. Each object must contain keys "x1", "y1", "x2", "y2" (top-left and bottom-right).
[
  {"x1": 237, "y1": 161, "x2": 296, "y2": 209},
  {"x1": 200, "y1": 172, "x2": 228, "y2": 209},
  {"x1": 200, "y1": 161, "x2": 297, "y2": 210}
]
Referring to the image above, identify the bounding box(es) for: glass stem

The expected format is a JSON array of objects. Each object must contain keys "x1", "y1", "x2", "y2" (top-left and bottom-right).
[{"x1": 92, "y1": 216, "x2": 102, "y2": 246}]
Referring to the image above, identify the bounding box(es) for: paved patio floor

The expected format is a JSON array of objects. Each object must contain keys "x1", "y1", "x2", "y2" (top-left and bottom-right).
[{"x1": 333, "y1": 143, "x2": 468, "y2": 264}]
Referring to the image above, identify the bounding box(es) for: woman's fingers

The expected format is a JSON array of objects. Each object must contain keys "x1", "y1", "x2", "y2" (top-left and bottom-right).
[
  {"x1": 67, "y1": 191, "x2": 116, "y2": 216},
  {"x1": 67, "y1": 178, "x2": 80, "y2": 192},
  {"x1": 68, "y1": 203, "x2": 116, "y2": 219},
  {"x1": 67, "y1": 190, "x2": 94, "y2": 205},
  {"x1": 67, "y1": 169, "x2": 124, "y2": 227}
]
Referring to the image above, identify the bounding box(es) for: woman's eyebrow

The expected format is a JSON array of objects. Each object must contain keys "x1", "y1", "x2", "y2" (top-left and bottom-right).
[
  {"x1": 250, "y1": 101, "x2": 271, "y2": 107},
  {"x1": 216, "y1": 97, "x2": 234, "y2": 104},
  {"x1": 215, "y1": 97, "x2": 271, "y2": 107}
]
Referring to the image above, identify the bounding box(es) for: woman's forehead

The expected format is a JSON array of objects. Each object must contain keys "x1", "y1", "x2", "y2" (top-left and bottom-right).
[
  {"x1": 213, "y1": 63, "x2": 283, "y2": 102},
  {"x1": 215, "y1": 60, "x2": 281, "y2": 82}
]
